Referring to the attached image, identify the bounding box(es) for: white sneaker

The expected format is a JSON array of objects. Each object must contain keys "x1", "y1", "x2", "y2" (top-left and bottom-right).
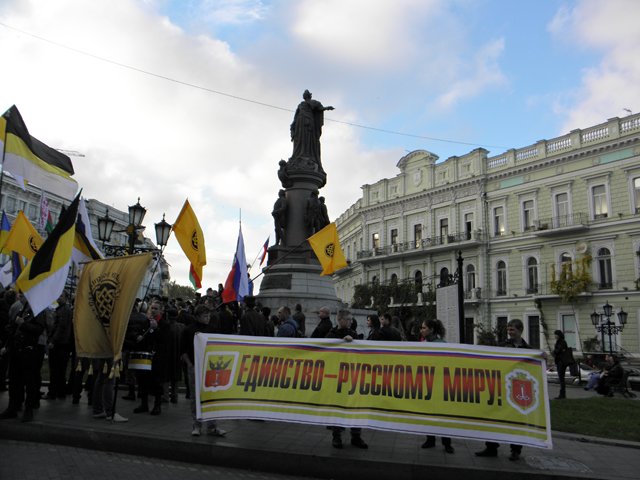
[
  {"x1": 191, "y1": 426, "x2": 201, "y2": 436},
  {"x1": 107, "y1": 413, "x2": 128, "y2": 423}
]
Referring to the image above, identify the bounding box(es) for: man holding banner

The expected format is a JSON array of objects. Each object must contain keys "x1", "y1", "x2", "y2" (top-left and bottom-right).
[{"x1": 475, "y1": 318, "x2": 530, "y2": 461}]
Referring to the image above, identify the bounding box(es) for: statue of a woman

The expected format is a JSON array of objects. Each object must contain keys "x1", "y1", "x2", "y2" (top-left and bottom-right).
[{"x1": 290, "y1": 90, "x2": 333, "y2": 171}]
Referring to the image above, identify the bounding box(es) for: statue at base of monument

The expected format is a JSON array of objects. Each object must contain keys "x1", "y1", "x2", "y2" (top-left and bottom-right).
[
  {"x1": 305, "y1": 190, "x2": 322, "y2": 235},
  {"x1": 272, "y1": 189, "x2": 288, "y2": 245},
  {"x1": 290, "y1": 90, "x2": 334, "y2": 172},
  {"x1": 318, "y1": 196, "x2": 330, "y2": 229}
]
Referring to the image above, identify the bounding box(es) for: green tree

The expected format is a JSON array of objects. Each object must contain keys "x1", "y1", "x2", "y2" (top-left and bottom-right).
[{"x1": 166, "y1": 281, "x2": 196, "y2": 300}]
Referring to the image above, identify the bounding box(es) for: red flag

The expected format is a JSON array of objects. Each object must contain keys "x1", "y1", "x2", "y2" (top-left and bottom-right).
[{"x1": 259, "y1": 237, "x2": 269, "y2": 266}]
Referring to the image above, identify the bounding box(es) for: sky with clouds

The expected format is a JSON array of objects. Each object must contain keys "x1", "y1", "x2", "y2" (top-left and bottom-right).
[{"x1": 1, "y1": 0, "x2": 639, "y2": 291}]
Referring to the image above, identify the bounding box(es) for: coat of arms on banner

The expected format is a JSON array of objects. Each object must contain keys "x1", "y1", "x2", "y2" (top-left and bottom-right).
[
  {"x1": 505, "y1": 369, "x2": 539, "y2": 415},
  {"x1": 203, "y1": 352, "x2": 239, "y2": 392},
  {"x1": 88, "y1": 272, "x2": 121, "y2": 329}
]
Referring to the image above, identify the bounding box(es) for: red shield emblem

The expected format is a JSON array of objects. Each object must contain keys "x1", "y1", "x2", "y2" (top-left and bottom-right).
[
  {"x1": 510, "y1": 378, "x2": 534, "y2": 409},
  {"x1": 204, "y1": 355, "x2": 234, "y2": 389}
]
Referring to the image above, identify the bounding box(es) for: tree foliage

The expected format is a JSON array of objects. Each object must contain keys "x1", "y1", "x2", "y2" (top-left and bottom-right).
[{"x1": 166, "y1": 280, "x2": 196, "y2": 300}]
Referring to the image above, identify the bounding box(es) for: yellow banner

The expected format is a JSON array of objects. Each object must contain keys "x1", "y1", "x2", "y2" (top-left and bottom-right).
[
  {"x1": 73, "y1": 253, "x2": 152, "y2": 360},
  {"x1": 195, "y1": 335, "x2": 552, "y2": 449}
]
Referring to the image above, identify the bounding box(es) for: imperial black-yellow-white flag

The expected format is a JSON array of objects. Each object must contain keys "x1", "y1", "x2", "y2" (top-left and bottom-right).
[
  {"x1": 16, "y1": 193, "x2": 80, "y2": 316},
  {"x1": 0, "y1": 105, "x2": 78, "y2": 200},
  {"x1": 73, "y1": 253, "x2": 152, "y2": 360},
  {"x1": 307, "y1": 222, "x2": 347, "y2": 276}
]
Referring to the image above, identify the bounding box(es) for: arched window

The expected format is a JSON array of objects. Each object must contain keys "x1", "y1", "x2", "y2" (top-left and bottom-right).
[
  {"x1": 390, "y1": 273, "x2": 398, "y2": 285},
  {"x1": 597, "y1": 247, "x2": 612, "y2": 289},
  {"x1": 371, "y1": 275, "x2": 378, "y2": 285},
  {"x1": 496, "y1": 261, "x2": 507, "y2": 296},
  {"x1": 527, "y1": 257, "x2": 538, "y2": 294},
  {"x1": 465, "y1": 264, "x2": 476, "y2": 292},
  {"x1": 414, "y1": 270, "x2": 423, "y2": 291},
  {"x1": 439, "y1": 267, "x2": 449, "y2": 287}
]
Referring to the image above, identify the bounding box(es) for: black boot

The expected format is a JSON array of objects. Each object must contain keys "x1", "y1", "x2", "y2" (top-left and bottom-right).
[
  {"x1": 122, "y1": 385, "x2": 136, "y2": 401},
  {"x1": 133, "y1": 395, "x2": 149, "y2": 413},
  {"x1": 150, "y1": 396, "x2": 161, "y2": 415}
]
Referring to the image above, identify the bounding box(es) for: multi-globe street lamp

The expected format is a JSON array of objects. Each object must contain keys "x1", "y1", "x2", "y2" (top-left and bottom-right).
[
  {"x1": 97, "y1": 198, "x2": 172, "y2": 255},
  {"x1": 590, "y1": 301, "x2": 628, "y2": 354}
]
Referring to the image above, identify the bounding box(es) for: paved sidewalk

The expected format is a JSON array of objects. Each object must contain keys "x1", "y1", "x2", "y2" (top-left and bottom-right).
[{"x1": 1, "y1": 384, "x2": 638, "y2": 480}]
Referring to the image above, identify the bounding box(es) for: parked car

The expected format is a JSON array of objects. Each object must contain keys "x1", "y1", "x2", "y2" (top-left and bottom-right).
[{"x1": 546, "y1": 363, "x2": 597, "y2": 384}]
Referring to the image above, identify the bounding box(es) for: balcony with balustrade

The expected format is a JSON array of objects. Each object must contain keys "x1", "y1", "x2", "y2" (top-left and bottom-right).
[
  {"x1": 533, "y1": 212, "x2": 589, "y2": 236},
  {"x1": 355, "y1": 230, "x2": 485, "y2": 262}
]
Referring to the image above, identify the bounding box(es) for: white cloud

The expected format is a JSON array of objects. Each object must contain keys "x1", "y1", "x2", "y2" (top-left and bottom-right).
[
  {"x1": 549, "y1": 0, "x2": 640, "y2": 130},
  {"x1": 290, "y1": 0, "x2": 443, "y2": 69},
  {"x1": 433, "y1": 38, "x2": 507, "y2": 110}
]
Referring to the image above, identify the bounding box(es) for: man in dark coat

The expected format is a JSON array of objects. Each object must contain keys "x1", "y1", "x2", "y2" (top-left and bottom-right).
[
  {"x1": 475, "y1": 318, "x2": 530, "y2": 461},
  {"x1": 45, "y1": 291, "x2": 73, "y2": 399},
  {"x1": 0, "y1": 303, "x2": 46, "y2": 422},
  {"x1": 239, "y1": 296, "x2": 269, "y2": 336},
  {"x1": 326, "y1": 309, "x2": 368, "y2": 450},
  {"x1": 310, "y1": 306, "x2": 332, "y2": 338}
]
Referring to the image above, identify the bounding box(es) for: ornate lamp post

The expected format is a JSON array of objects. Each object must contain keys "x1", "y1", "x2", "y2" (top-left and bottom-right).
[
  {"x1": 98, "y1": 198, "x2": 167, "y2": 256},
  {"x1": 590, "y1": 301, "x2": 627, "y2": 354}
]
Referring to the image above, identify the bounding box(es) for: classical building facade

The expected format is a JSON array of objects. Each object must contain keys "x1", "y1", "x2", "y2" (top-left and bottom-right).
[
  {"x1": 334, "y1": 114, "x2": 640, "y2": 357},
  {"x1": 0, "y1": 176, "x2": 169, "y2": 298}
]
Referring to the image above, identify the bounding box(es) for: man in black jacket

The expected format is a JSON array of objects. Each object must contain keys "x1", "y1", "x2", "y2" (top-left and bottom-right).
[
  {"x1": 475, "y1": 318, "x2": 530, "y2": 461},
  {"x1": 326, "y1": 309, "x2": 368, "y2": 450},
  {"x1": 310, "y1": 307, "x2": 332, "y2": 338}
]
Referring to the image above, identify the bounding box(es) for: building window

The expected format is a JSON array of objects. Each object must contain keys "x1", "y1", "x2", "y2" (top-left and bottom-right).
[
  {"x1": 464, "y1": 212, "x2": 473, "y2": 239},
  {"x1": 559, "y1": 252, "x2": 572, "y2": 277},
  {"x1": 527, "y1": 316, "x2": 540, "y2": 349},
  {"x1": 390, "y1": 185, "x2": 398, "y2": 195},
  {"x1": 597, "y1": 247, "x2": 612, "y2": 289},
  {"x1": 28, "y1": 204, "x2": 38, "y2": 220},
  {"x1": 561, "y1": 314, "x2": 578, "y2": 349},
  {"x1": 526, "y1": 257, "x2": 538, "y2": 294},
  {"x1": 493, "y1": 207, "x2": 505, "y2": 236},
  {"x1": 372, "y1": 233, "x2": 380, "y2": 249},
  {"x1": 439, "y1": 267, "x2": 449, "y2": 286},
  {"x1": 371, "y1": 275, "x2": 378, "y2": 285},
  {"x1": 5, "y1": 196, "x2": 16, "y2": 214},
  {"x1": 496, "y1": 316, "x2": 508, "y2": 344},
  {"x1": 415, "y1": 270, "x2": 423, "y2": 291},
  {"x1": 496, "y1": 261, "x2": 507, "y2": 296},
  {"x1": 465, "y1": 264, "x2": 476, "y2": 291},
  {"x1": 390, "y1": 273, "x2": 398, "y2": 285},
  {"x1": 592, "y1": 184, "x2": 608, "y2": 219},
  {"x1": 390, "y1": 228, "x2": 398, "y2": 248},
  {"x1": 439, "y1": 218, "x2": 448, "y2": 240},
  {"x1": 413, "y1": 224, "x2": 422, "y2": 248},
  {"x1": 522, "y1": 200, "x2": 535, "y2": 231},
  {"x1": 464, "y1": 317, "x2": 475, "y2": 345},
  {"x1": 634, "y1": 178, "x2": 640, "y2": 214},
  {"x1": 554, "y1": 192, "x2": 569, "y2": 227}
]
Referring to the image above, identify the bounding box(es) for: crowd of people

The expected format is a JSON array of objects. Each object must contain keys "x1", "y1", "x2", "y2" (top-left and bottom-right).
[{"x1": 2, "y1": 285, "x2": 621, "y2": 461}]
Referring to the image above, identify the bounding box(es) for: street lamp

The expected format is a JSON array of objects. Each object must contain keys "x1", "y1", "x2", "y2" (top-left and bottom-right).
[
  {"x1": 590, "y1": 301, "x2": 628, "y2": 354},
  {"x1": 97, "y1": 199, "x2": 169, "y2": 256}
]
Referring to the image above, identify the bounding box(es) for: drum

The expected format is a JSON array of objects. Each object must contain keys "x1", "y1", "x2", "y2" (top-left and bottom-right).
[{"x1": 128, "y1": 351, "x2": 154, "y2": 371}]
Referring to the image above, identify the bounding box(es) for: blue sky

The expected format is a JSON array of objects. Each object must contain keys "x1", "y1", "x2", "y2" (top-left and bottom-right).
[{"x1": 0, "y1": 0, "x2": 638, "y2": 289}]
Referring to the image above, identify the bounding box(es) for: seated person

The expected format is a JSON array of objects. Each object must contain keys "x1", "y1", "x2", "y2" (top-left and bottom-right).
[{"x1": 595, "y1": 354, "x2": 624, "y2": 396}]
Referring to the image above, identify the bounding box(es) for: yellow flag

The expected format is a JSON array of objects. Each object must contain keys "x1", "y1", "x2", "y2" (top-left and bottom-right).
[
  {"x1": 308, "y1": 223, "x2": 347, "y2": 276},
  {"x1": 4, "y1": 211, "x2": 43, "y2": 260},
  {"x1": 172, "y1": 200, "x2": 206, "y2": 288},
  {"x1": 73, "y1": 253, "x2": 152, "y2": 359}
]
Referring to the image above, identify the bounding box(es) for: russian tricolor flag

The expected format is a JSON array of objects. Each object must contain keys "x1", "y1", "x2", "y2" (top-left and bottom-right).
[{"x1": 222, "y1": 226, "x2": 249, "y2": 304}]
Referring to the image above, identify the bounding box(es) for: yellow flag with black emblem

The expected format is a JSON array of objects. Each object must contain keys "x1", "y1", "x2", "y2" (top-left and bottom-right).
[
  {"x1": 308, "y1": 222, "x2": 347, "y2": 276},
  {"x1": 73, "y1": 253, "x2": 152, "y2": 359},
  {"x1": 4, "y1": 211, "x2": 43, "y2": 260},
  {"x1": 172, "y1": 199, "x2": 206, "y2": 289}
]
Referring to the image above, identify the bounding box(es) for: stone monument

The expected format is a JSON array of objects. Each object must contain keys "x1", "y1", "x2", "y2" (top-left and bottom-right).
[{"x1": 257, "y1": 90, "x2": 344, "y2": 325}]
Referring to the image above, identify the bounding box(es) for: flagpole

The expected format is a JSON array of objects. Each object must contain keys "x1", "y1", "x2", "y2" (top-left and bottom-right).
[
  {"x1": 249, "y1": 238, "x2": 309, "y2": 283},
  {"x1": 248, "y1": 238, "x2": 267, "y2": 271}
]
